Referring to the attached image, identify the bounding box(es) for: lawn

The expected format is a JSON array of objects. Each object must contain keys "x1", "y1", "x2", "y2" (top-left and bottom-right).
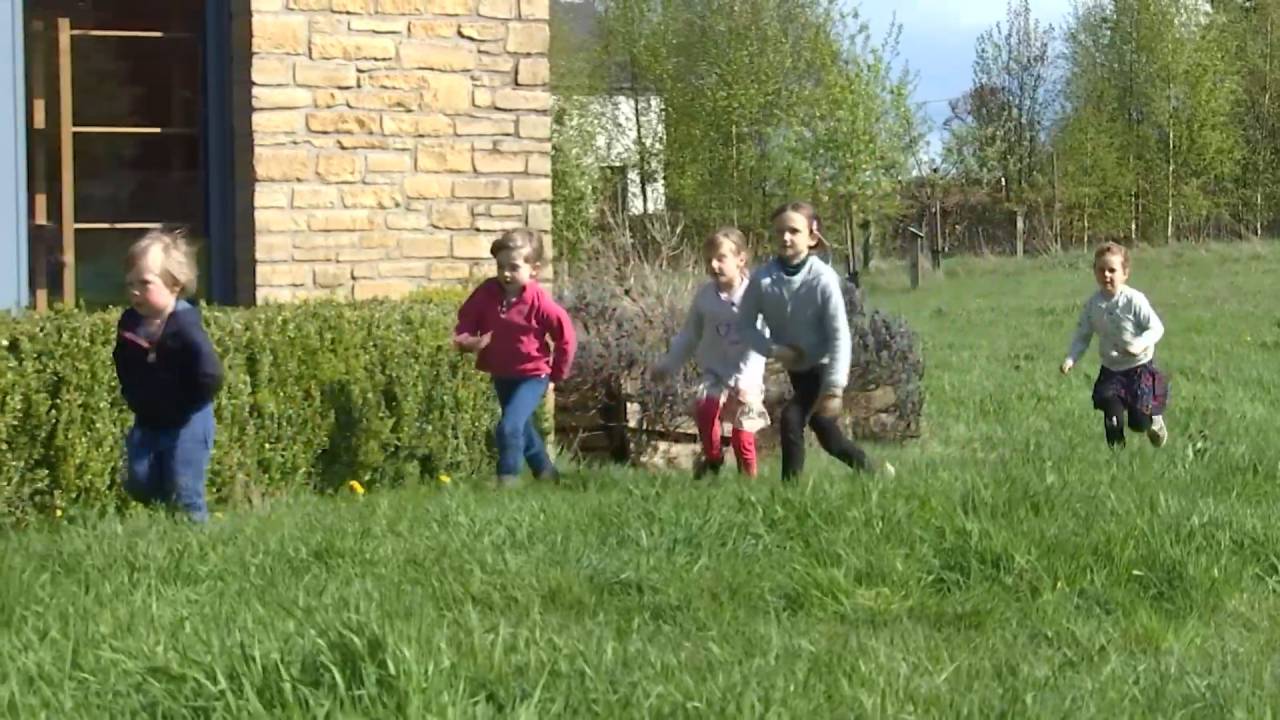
[{"x1": 3, "y1": 241, "x2": 1279, "y2": 717}]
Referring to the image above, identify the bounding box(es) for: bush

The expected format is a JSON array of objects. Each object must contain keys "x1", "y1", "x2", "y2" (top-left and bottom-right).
[
  {"x1": 0, "y1": 292, "x2": 496, "y2": 524},
  {"x1": 556, "y1": 265, "x2": 925, "y2": 464}
]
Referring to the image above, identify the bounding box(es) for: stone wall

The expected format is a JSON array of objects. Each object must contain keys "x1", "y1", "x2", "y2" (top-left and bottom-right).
[{"x1": 249, "y1": 0, "x2": 552, "y2": 302}]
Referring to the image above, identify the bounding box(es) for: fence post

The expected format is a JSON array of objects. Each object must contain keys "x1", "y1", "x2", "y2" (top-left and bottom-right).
[
  {"x1": 908, "y1": 226, "x2": 925, "y2": 289},
  {"x1": 1015, "y1": 208, "x2": 1025, "y2": 258}
]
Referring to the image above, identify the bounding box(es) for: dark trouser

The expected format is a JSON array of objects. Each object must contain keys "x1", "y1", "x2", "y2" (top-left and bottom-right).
[
  {"x1": 1098, "y1": 396, "x2": 1152, "y2": 448},
  {"x1": 780, "y1": 369, "x2": 870, "y2": 481},
  {"x1": 124, "y1": 403, "x2": 214, "y2": 522}
]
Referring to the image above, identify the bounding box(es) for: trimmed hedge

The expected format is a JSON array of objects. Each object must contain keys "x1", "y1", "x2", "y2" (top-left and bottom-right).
[{"x1": 0, "y1": 292, "x2": 497, "y2": 523}]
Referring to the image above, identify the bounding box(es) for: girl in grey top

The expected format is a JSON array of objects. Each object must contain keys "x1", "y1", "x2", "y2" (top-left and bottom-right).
[
  {"x1": 1061, "y1": 242, "x2": 1170, "y2": 449},
  {"x1": 652, "y1": 228, "x2": 770, "y2": 478},
  {"x1": 737, "y1": 201, "x2": 894, "y2": 482}
]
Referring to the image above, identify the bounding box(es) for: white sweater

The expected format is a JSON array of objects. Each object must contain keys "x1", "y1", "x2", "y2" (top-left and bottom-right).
[
  {"x1": 656, "y1": 278, "x2": 767, "y2": 392},
  {"x1": 1066, "y1": 285, "x2": 1165, "y2": 371}
]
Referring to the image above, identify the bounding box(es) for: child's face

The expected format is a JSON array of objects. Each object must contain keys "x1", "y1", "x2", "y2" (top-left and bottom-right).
[
  {"x1": 1093, "y1": 252, "x2": 1129, "y2": 296},
  {"x1": 773, "y1": 211, "x2": 818, "y2": 264},
  {"x1": 494, "y1": 248, "x2": 537, "y2": 295},
  {"x1": 706, "y1": 241, "x2": 746, "y2": 290},
  {"x1": 125, "y1": 246, "x2": 179, "y2": 318}
]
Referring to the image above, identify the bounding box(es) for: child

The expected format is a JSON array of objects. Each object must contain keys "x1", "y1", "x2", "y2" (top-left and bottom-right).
[
  {"x1": 1061, "y1": 242, "x2": 1169, "y2": 448},
  {"x1": 113, "y1": 228, "x2": 223, "y2": 522},
  {"x1": 454, "y1": 229, "x2": 577, "y2": 488},
  {"x1": 650, "y1": 228, "x2": 770, "y2": 478},
  {"x1": 736, "y1": 201, "x2": 893, "y2": 482}
]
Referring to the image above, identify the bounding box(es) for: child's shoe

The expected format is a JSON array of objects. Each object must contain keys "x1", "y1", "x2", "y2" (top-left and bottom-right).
[
  {"x1": 693, "y1": 457, "x2": 723, "y2": 480},
  {"x1": 496, "y1": 474, "x2": 521, "y2": 489},
  {"x1": 538, "y1": 467, "x2": 561, "y2": 483},
  {"x1": 1147, "y1": 416, "x2": 1168, "y2": 448}
]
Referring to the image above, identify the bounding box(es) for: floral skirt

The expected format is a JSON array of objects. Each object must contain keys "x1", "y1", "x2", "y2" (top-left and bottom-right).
[
  {"x1": 698, "y1": 378, "x2": 770, "y2": 433},
  {"x1": 1092, "y1": 362, "x2": 1169, "y2": 417}
]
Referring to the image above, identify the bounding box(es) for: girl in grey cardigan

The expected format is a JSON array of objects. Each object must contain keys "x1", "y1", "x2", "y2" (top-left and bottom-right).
[{"x1": 736, "y1": 202, "x2": 894, "y2": 482}]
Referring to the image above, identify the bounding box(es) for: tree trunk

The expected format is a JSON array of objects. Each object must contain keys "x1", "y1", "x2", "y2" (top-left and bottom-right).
[
  {"x1": 630, "y1": 87, "x2": 651, "y2": 217},
  {"x1": 932, "y1": 200, "x2": 943, "y2": 270},
  {"x1": 1052, "y1": 150, "x2": 1061, "y2": 252}
]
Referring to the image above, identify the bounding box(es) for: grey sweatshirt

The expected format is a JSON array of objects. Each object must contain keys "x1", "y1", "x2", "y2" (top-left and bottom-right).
[
  {"x1": 655, "y1": 277, "x2": 768, "y2": 392},
  {"x1": 736, "y1": 256, "x2": 851, "y2": 393},
  {"x1": 1066, "y1": 285, "x2": 1165, "y2": 371}
]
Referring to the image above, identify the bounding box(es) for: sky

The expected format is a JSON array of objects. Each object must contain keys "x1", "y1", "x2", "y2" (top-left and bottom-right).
[{"x1": 855, "y1": 0, "x2": 1076, "y2": 153}]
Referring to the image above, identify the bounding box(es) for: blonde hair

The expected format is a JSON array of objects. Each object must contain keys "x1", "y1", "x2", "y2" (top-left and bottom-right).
[
  {"x1": 703, "y1": 226, "x2": 751, "y2": 261},
  {"x1": 126, "y1": 227, "x2": 198, "y2": 296},
  {"x1": 1093, "y1": 241, "x2": 1130, "y2": 271},
  {"x1": 490, "y1": 228, "x2": 545, "y2": 264}
]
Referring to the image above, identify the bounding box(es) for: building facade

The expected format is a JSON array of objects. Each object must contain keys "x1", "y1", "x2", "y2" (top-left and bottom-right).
[{"x1": 0, "y1": 0, "x2": 552, "y2": 311}]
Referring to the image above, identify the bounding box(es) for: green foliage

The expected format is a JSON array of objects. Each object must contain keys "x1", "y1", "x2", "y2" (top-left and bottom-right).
[
  {"x1": 0, "y1": 293, "x2": 497, "y2": 524},
  {"x1": 554, "y1": 0, "x2": 923, "y2": 242},
  {"x1": 1050, "y1": 0, "x2": 1245, "y2": 244}
]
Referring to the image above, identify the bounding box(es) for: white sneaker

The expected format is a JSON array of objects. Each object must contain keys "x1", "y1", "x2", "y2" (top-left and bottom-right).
[
  {"x1": 872, "y1": 459, "x2": 896, "y2": 478},
  {"x1": 1147, "y1": 416, "x2": 1168, "y2": 448}
]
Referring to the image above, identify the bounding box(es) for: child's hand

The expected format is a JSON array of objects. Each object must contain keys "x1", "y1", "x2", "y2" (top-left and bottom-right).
[
  {"x1": 1124, "y1": 341, "x2": 1148, "y2": 356},
  {"x1": 773, "y1": 345, "x2": 802, "y2": 368},
  {"x1": 1060, "y1": 358, "x2": 1074, "y2": 375},
  {"x1": 814, "y1": 393, "x2": 843, "y2": 417},
  {"x1": 734, "y1": 385, "x2": 753, "y2": 404},
  {"x1": 453, "y1": 332, "x2": 492, "y2": 353}
]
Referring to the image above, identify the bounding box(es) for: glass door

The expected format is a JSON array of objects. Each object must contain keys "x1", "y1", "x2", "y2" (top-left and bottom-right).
[{"x1": 26, "y1": 1, "x2": 208, "y2": 309}]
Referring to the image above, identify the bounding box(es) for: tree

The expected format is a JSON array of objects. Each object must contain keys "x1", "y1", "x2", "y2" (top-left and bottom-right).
[
  {"x1": 943, "y1": 0, "x2": 1055, "y2": 207},
  {"x1": 551, "y1": 0, "x2": 923, "y2": 249}
]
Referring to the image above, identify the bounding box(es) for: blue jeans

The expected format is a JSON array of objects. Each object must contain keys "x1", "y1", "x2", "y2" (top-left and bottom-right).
[
  {"x1": 493, "y1": 376, "x2": 553, "y2": 477},
  {"x1": 123, "y1": 403, "x2": 215, "y2": 522}
]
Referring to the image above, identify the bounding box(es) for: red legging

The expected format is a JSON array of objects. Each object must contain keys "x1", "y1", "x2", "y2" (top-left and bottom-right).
[{"x1": 694, "y1": 395, "x2": 757, "y2": 476}]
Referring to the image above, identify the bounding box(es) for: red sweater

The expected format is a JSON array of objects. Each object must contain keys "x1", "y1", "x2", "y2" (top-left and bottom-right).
[{"x1": 454, "y1": 279, "x2": 577, "y2": 382}]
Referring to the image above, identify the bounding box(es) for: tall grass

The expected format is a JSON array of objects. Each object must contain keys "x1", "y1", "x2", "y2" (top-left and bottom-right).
[{"x1": 3, "y1": 242, "x2": 1279, "y2": 717}]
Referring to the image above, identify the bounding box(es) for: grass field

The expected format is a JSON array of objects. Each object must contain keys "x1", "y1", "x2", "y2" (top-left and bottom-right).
[{"x1": 3, "y1": 242, "x2": 1280, "y2": 717}]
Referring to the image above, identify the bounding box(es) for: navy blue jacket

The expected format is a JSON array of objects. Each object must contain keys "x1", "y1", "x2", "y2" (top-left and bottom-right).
[{"x1": 113, "y1": 302, "x2": 224, "y2": 429}]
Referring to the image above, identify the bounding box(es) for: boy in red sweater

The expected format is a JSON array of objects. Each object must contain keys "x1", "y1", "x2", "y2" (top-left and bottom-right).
[{"x1": 454, "y1": 229, "x2": 577, "y2": 487}]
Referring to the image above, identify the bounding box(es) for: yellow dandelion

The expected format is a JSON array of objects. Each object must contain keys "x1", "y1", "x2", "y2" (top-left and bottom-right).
[
  {"x1": 214, "y1": 512, "x2": 225, "y2": 520},
  {"x1": 54, "y1": 508, "x2": 63, "y2": 518},
  {"x1": 347, "y1": 480, "x2": 366, "y2": 495},
  {"x1": 438, "y1": 474, "x2": 452, "y2": 485}
]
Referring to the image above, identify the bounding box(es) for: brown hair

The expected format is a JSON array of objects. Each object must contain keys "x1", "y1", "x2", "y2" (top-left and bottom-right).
[
  {"x1": 1093, "y1": 241, "x2": 1130, "y2": 270},
  {"x1": 490, "y1": 228, "x2": 545, "y2": 264},
  {"x1": 125, "y1": 226, "x2": 198, "y2": 296},
  {"x1": 703, "y1": 226, "x2": 751, "y2": 261},
  {"x1": 770, "y1": 200, "x2": 828, "y2": 248}
]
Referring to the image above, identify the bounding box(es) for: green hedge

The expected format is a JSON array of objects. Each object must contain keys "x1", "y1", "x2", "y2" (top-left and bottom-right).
[{"x1": 0, "y1": 292, "x2": 499, "y2": 523}]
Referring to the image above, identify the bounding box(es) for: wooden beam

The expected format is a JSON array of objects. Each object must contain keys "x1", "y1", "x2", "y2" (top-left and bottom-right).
[
  {"x1": 74, "y1": 222, "x2": 164, "y2": 230},
  {"x1": 57, "y1": 17, "x2": 74, "y2": 304},
  {"x1": 72, "y1": 126, "x2": 197, "y2": 134},
  {"x1": 30, "y1": 19, "x2": 48, "y2": 310},
  {"x1": 68, "y1": 30, "x2": 194, "y2": 39}
]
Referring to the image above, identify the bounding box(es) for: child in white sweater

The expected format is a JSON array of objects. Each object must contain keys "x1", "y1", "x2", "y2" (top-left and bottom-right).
[
  {"x1": 651, "y1": 228, "x2": 769, "y2": 477},
  {"x1": 1061, "y1": 242, "x2": 1170, "y2": 448}
]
